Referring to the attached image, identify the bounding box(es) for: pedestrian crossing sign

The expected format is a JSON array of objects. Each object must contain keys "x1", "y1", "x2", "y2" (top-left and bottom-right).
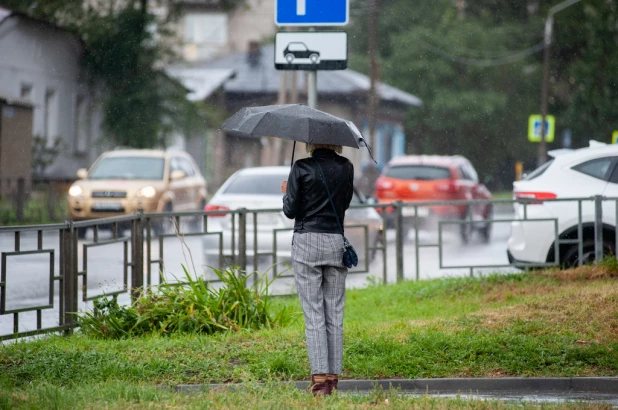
[
  {"x1": 528, "y1": 115, "x2": 555, "y2": 143},
  {"x1": 613, "y1": 131, "x2": 618, "y2": 144}
]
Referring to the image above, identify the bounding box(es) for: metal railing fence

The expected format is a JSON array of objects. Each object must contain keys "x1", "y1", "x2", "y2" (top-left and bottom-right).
[{"x1": 1, "y1": 195, "x2": 616, "y2": 341}]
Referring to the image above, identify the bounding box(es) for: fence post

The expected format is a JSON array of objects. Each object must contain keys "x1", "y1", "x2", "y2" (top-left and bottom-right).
[
  {"x1": 131, "y1": 213, "x2": 144, "y2": 301},
  {"x1": 16, "y1": 178, "x2": 25, "y2": 223},
  {"x1": 238, "y1": 208, "x2": 247, "y2": 276},
  {"x1": 394, "y1": 201, "x2": 404, "y2": 283},
  {"x1": 47, "y1": 181, "x2": 56, "y2": 221},
  {"x1": 60, "y1": 224, "x2": 78, "y2": 333},
  {"x1": 594, "y1": 195, "x2": 603, "y2": 263}
]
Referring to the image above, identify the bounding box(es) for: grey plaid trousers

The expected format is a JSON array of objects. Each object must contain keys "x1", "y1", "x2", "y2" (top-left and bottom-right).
[{"x1": 292, "y1": 232, "x2": 348, "y2": 375}]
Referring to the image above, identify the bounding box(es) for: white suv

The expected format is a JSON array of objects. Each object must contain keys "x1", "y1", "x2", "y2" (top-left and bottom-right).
[{"x1": 507, "y1": 142, "x2": 618, "y2": 267}]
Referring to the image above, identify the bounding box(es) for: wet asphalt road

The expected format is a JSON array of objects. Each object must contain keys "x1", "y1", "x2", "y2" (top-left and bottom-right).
[{"x1": 0, "y1": 209, "x2": 516, "y2": 336}]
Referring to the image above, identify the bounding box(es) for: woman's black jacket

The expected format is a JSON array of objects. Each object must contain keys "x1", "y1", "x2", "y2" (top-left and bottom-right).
[{"x1": 283, "y1": 148, "x2": 354, "y2": 234}]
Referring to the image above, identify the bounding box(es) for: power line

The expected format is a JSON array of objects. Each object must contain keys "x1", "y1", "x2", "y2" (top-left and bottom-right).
[
  {"x1": 348, "y1": 4, "x2": 546, "y2": 67},
  {"x1": 410, "y1": 35, "x2": 546, "y2": 67}
]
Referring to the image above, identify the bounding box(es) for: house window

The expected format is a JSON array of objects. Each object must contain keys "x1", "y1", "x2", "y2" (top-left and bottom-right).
[
  {"x1": 74, "y1": 95, "x2": 88, "y2": 154},
  {"x1": 183, "y1": 13, "x2": 228, "y2": 61},
  {"x1": 44, "y1": 89, "x2": 57, "y2": 145},
  {"x1": 20, "y1": 83, "x2": 33, "y2": 99}
]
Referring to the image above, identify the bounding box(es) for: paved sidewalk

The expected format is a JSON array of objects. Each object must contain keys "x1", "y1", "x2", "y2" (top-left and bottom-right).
[{"x1": 172, "y1": 377, "x2": 618, "y2": 394}]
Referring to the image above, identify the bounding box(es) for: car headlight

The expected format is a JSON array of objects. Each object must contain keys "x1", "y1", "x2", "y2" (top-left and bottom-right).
[
  {"x1": 68, "y1": 185, "x2": 83, "y2": 197},
  {"x1": 137, "y1": 186, "x2": 157, "y2": 198}
]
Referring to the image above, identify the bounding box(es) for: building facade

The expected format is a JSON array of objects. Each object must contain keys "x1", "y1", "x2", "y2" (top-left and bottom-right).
[{"x1": 0, "y1": 7, "x2": 105, "y2": 182}]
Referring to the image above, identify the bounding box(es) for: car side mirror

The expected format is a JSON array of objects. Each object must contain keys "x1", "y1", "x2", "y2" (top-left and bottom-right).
[
  {"x1": 170, "y1": 170, "x2": 186, "y2": 181},
  {"x1": 76, "y1": 168, "x2": 88, "y2": 179}
]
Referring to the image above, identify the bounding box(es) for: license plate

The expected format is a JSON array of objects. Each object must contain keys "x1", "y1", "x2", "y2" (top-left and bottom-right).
[
  {"x1": 402, "y1": 207, "x2": 429, "y2": 217},
  {"x1": 92, "y1": 201, "x2": 123, "y2": 211}
]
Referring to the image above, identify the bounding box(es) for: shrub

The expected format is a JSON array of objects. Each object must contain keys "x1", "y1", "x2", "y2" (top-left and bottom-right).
[{"x1": 76, "y1": 266, "x2": 299, "y2": 339}]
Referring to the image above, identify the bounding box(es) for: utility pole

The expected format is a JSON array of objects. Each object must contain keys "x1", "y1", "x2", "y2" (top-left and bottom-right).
[
  {"x1": 273, "y1": 71, "x2": 288, "y2": 165},
  {"x1": 538, "y1": 0, "x2": 582, "y2": 167},
  {"x1": 367, "y1": 0, "x2": 378, "y2": 151}
]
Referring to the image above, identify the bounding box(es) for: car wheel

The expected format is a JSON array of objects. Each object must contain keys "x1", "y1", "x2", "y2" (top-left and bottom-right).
[
  {"x1": 285, "y1": 53, "x2": 294, "y2": 63},
  {"x1": 561, "y1": 240, "x2": 614, "y2": 267},
  {"x1": 460, "y1": 207, "x2": 473, "y2": 244},
  {"x1": 190, "y1": 199, "x2": 206, "y2": 232},
  {"x1": 77, "y1": 227, "x2": 87, "y2": 240},
  {"x1": 154, "y1": 203, "x2": 174, "y2": 236},
  {"x1": 479, "y1": 205, "x2": 493, "y2": 243},
  {"x1": 369, "y1": 232, "x2": 383, "y2": 262},
  {"x1": 309, "y1": 53, "x2": 319, "y2": 63}
]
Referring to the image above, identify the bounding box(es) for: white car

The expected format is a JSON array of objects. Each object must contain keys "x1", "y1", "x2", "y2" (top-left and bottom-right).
[
  {"x1": 202, "y1": 166, "x2": 383, "y2": 275},
  {"x1": 507, "y1": 142, "x2": 618, "y2": 267}
]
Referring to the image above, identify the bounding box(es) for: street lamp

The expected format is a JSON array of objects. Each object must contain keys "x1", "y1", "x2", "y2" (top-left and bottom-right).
[{"x1": 538, "y1": 0, "x2": 583, "y2": 167}]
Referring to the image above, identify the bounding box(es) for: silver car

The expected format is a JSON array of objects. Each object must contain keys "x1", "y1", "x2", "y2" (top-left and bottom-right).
[{"x1": 201, "y1": 166, "x2": 383, "y2": 276}]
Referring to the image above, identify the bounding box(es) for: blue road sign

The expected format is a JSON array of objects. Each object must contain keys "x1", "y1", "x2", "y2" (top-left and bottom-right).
[{"x1": 276, "y1": 0, "x2": 349, "y2": 26}]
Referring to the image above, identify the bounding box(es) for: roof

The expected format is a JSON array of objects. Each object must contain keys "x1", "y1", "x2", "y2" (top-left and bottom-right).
[
  {"x1": 0, "y1": 6, "x2": 84, "y2": 46},
  {"x1": 386, "y1": 155, "x2": 468, "y2": 167},
  {"x1": 184, "y1": 44, "x2": 422, "y2": 107},
  {"x1": 165, "y1": 68, "x2": 236, "y2": 101},
  {"x1": 102, "y1": 149, "x2": 167, "y2": 158},
  {"x1": 0, "y1": 7, "x2": 10, "y2": 25},
  {"x1": 551, "y1": 141, "x2": 618, "y2": 162},
  {"x1": 235, "y1": 166, "x2": 291, "y2": 175}
]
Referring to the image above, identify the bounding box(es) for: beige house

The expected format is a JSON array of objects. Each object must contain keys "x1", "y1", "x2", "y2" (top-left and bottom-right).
[{"x1": 179, "y1": 0, "x2": 276, "y2": 62}]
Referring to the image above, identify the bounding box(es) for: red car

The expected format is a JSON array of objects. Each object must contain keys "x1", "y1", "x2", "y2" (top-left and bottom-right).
[{"x1": 373, "y1": 155, "x2": 493, "y2": 242}]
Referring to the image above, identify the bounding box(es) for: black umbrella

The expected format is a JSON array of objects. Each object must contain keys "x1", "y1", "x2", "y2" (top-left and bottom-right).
[{"x1": 221, "y1": 104, "x2": 368, "y2": 166}]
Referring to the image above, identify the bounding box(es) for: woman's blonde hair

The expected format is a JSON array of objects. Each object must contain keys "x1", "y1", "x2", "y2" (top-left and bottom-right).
[{"x1": 305, "y1": 143, "x2": 343, "y2": 154}]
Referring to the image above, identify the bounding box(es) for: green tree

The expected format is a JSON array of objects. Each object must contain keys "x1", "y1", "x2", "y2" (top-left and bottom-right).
[{"x1": 349, "y1": 0, "x2": 617, "y2": 189}]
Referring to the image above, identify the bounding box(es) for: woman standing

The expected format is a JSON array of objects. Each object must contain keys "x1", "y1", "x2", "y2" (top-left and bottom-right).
[{"x1": 281, "y1": 143, "x2": 354, "y2": 396}]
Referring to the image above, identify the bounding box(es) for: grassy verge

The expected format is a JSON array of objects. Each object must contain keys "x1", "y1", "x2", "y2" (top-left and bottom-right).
[
  {"x1": 0, "y1": 381, "x2": 612, "y2": 409},
  {"x1": 1, "y1": 263, "x2": 617, "y2": 408},
  {"x1": 491, "y1": 191, "x2": 514, "y2": 200}
]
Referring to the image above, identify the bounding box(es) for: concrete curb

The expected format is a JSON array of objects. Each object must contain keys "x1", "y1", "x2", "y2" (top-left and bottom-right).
[{"x1": 170, "y1": 377, "x2": 618, "y2": 394}]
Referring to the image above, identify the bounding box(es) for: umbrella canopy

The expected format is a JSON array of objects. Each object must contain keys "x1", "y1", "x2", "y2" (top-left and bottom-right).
[{"x1": 221, "y1": 104, "x2": 364, "y2": 149}]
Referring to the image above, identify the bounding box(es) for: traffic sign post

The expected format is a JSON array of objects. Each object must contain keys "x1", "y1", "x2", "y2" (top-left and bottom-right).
[
  {"x1": 275, "y1": 0, "x2": 350, "y2": 109},
  {"x1": 276, "y1": 0, "x2": 349, "y2": 26},
  {"x1": 528, "y1": 114, "x2": 556, "y2": 143}
]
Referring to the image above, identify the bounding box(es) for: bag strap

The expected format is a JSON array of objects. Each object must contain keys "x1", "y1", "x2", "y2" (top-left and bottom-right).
[{"x1": 314, "y1": 159, "x2": 344, "y2": 236}]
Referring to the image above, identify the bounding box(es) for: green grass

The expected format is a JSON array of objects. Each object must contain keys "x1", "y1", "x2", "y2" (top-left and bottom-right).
[
  {"x1": 1, "y1": 265, "x2": 617, "y2": 408},
  {"x1": 0, "y1": 381, "x2": 611, "y2": 409},
  {"x1": 491, "y1": 191, "x2": 514, "y2": 200}
]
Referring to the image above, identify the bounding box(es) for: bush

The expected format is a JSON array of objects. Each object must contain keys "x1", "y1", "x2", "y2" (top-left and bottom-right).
[{"x1": 75, "y1": 266, "x2": 299, "y2": 339}]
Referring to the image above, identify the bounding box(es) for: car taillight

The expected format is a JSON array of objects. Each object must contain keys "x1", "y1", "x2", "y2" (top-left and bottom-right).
[
  {"x1": 204, "y1": 204, "x2": 231, "y2": 217},
  {"x1": 375, "y1": 179, "x2": 393, "y2": 189},
  {"x1": 435, "y1": 181, "x2": 457, "y2": 193},
  {"x1": 514, "y1": 191, "x2": 557, "y2": 204}
]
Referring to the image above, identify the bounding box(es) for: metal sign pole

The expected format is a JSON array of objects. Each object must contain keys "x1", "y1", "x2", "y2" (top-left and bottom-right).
[{"x1": 308, "y1": 70, "x2": 317, "y2": 109}]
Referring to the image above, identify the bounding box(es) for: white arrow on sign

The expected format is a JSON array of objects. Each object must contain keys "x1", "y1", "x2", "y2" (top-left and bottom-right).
[{"x1": 297, "y1": 0, "x2": 306, "y2": 15}]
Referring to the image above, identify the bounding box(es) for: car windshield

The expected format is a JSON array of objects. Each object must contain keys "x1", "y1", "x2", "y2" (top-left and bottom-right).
[
  {"x1": 89, "y1": 157, "x2": 165, "y2": 180},
  {"x1": 223, "y1": 174, "x2": 284, "y2": 195},
  {"x1": 385, "y1": 165, "x2": 451, "y2": 181}
]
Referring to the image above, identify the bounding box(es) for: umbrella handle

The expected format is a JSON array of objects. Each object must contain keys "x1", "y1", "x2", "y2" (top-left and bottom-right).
[{"x1": 290, "y1": 140, "x2": 296, "y2": 167}]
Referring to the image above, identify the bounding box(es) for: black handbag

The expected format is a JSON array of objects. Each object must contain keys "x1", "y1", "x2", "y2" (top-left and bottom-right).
[{"x1": 315, "y1": 160, "x2": 358, "y2": 269}]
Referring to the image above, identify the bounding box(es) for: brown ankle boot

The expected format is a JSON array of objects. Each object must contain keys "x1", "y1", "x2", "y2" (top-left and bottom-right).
[
  {"x1": 326, "y1": 374, "x2": 338, "y2": 394},
  {"x1": 310, "y1": 374, "x2": 329, "y2": 396}
]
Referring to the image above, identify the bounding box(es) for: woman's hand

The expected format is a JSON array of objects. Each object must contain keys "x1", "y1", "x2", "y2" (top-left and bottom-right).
[{"x1": 281, "y1": 181, "x2": 287, "y2": 193}]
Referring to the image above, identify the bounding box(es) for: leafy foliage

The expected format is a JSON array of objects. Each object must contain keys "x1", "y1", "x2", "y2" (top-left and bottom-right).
[
  {"x1": 75, "y1": 266, "x2": 299, "y2": 338},
  {"x1": 348, "y1": 0, "x2": 618, "y2": 189},
  {"x1": 31, "y1": 136, "x2": 64, "y2": 176}
]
